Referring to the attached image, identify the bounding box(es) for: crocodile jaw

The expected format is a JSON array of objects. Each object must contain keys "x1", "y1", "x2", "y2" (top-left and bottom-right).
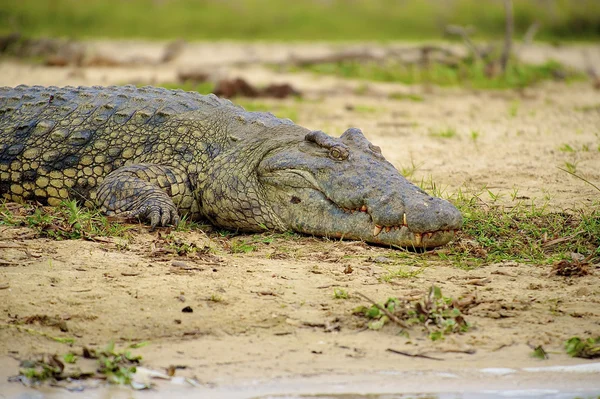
[{"x1": 264, "y1": 186, "x2": 462, "y2": 249}]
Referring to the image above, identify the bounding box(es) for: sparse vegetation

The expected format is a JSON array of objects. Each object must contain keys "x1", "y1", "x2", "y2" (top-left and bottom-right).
[
  {"x1": 230, "y1": 238, "x2": 256, "y2": 254},
  {"x1": 380, "y1": 266, "x2": 425, "y2": 282},
  {"x1": 156, "y1": 81, "x2": 214, "y2": 95},
  {"x1": 235, "y1": 100, "x2": 299, "y2": 121},
  {"x1": 531, "y1": 345, "x2": 549, "y2": 360},
  {"x1": 564, "y1": 161, "x2": 578, "y2": 174},
  {"x1": 430, "y1": 127, "x2": 457, "y2": 139},
  {"x1": 333, "y1": 288, "x2": 349, "y2": 299},
  {"x1": 209, "y1": 293, "x2": 224, "y2": 302},
  {"x1": 0, "y1": 200, "x2": 129, "y2": 240},
  {"x1": 15, "y1": 342, "x2": 146, "y2": 388},
  {"x1": 2, "y1": 186, "x2": 597, "y2": 271},
  {"x1": 298, "y1": 59, "x2": 584, "y2": 90},
  {"x1": 353, "y1": 286, "x2": 471, "y2": 340},
  {"x1": 565, "y1": 337, "x2": 600, "y2": 359},
  {"x1": 559, "y1": 143, "x2": 575, "y2": 152},
  {"x1": 165, "y1": 233, "x2": 201, "y2": 255},
  {"x1": 175, "y1": 215, "x2": 210, "y2": 232},
  {"x1": 2, "y1": 0, "x2": 599, "y2": 41},
  {"x1": 399, "y1": 160, "x2": 422, "y2": 179},
  {"x1": 389, "y1": 92, "x2": 424, "y2": 102},
  {"x1": 438, "y1": 187, "x2": 600, "y2": 269}
]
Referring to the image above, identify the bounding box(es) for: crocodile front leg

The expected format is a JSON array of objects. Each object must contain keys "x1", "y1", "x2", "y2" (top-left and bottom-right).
[{"x1": 95, "y1": 164, "x2": 197, "y2": 228}]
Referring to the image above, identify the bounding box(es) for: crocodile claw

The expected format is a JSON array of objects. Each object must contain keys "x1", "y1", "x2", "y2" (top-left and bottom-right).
[{"x1": 126, "y1": 201, "x2": 180, "y2": 229}]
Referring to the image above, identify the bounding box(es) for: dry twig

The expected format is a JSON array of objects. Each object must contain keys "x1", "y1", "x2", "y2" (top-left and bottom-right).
[
  {"x1": 386, "y1": 348, "x2": 443, "y2": 361},
  {"x1": 355, "y1": 292, "x2": 408, "y2": 328}
]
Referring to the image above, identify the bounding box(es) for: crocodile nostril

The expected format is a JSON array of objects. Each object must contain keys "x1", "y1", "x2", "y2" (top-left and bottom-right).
[{"x1": 290, "y1": 196, "x2": 301, "y2": 204}]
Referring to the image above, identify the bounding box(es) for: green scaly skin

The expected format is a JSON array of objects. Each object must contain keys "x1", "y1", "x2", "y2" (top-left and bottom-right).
[{"x1": 0, "y1": 85, "x2": 462, "y2": 248}]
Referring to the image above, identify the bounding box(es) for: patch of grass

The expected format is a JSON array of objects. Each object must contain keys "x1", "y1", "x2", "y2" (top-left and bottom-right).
[
  {"x1": 558, "y1": 143, "x2": 595, "y2": 154},
  {"x1": 15, "y1": 342, "x2": 146, "y2": 388},
  {"x1": 439, "y1": 188, "x2": 600, "y2": 268},
  {"x1": 94, "y1": 341, "x2": 142, "y2": 386},
  {"x1": 380, "y1": 266, "x2": 425, "y2": 282},
  {"x1": 389, "y1": 92, "x2": 424, "y2": 102},
  {"x1": 299, "y1": 59, "x2": 584, "y2": 90},
  {"x1": 350, "y1": 104, "x2": 377, "y2": 114},
  {"x1": 164, "y1": 233, "x2": 200, "y2": 255},
  {"x1": 333, "y1": 288, "x2": 349, "y2": 299},
  {"x1": 0, "y1": 200, "x2": 130, "y2": 240},
  {"x1": 399, "y1": 160, "x2": 422, "y2": 179},
  {"x1": 17, "y1": 356, "x2": 65, "y2": 384},
  {"x1": 470, "y1": 130, "x2": 480, "y2": 143},
  {"x1": 2, "y1": 0, "x2": 600, "y2": 41},
  {"x1": 353, "y1": 286, "x2": 470, "y2": 339},
  {"x1": 531, "y1": 345, "x2": 549, "y2": 360},
  {"x1": 209, "y1": 294, "x2": 224, "y2": 302},
  {"x1": 235, "y1": 100, "x2": 298, "y2": 121},
  {"x1": 565, "y1": 337, "x2": 600, "y2": 359},
  {"x1": 174, "y1": 215, "x2": 211, "y2": 232},
  {"x1": 230, "y1": 238, "x2": 256, "y2": 254},
  {"x1": 429, "y1": 127, "x2": 457, "y2": 139},
  {"x1": 62, "y1": 353, "x2": 77, "y2": 364},
  {"x1": 155, "y1": 81, "x2": 214, "y2": 95},
  {"x1": 1, "y1": 323, "x2": 76, "y2": 345},
  {"x1": 559, "y1": 143, "x2": 576, "y2": 152},
  {"x1": 563, "y1": 161, "x2": 578, "y2": 174}
]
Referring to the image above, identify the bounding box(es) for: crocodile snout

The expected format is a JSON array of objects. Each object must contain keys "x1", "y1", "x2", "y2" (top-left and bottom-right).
[
  {"x1": 365, "y1": 185, "x2": 462, "y2": 246},
  {"x1": 403, "y1": 195, "x2": 463, "y2": 234}
]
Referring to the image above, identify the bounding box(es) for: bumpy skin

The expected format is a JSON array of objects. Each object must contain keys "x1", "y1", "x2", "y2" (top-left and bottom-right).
[{"x1": 0, "y1": 85, "x2": 462, "y2": 248}]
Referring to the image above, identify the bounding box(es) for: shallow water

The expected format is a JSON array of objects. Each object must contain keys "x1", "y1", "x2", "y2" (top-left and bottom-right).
[{"x1": 2, "y1": 362, "x2": 600, "y2": 399}]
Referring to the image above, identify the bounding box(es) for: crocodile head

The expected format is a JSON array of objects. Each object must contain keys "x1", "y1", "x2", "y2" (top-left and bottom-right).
[
  {"x1": 257, "y1": 127, "x2": 462, "y2": 248},
  {"x1": 201, "y1": 125, "x2": 462, "y2": 248}
]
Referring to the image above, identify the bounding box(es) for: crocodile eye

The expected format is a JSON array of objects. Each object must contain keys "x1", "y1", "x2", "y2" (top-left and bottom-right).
[
  {"x1": 329, "y1": 147, "x2": 348, "y2": 161},
  {"x1": 368, "y1": 144, "x2": 382, "y2": 154}
]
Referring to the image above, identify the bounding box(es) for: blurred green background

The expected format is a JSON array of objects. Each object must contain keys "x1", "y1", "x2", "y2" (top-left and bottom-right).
[{"x1": 1, "y1": 0, "x2": 599, "y2": 41}]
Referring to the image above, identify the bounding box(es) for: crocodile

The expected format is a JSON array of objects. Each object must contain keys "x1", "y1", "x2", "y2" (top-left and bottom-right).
[{"x1": 0, "y1": 85, "x2": 462, "y2": 248}]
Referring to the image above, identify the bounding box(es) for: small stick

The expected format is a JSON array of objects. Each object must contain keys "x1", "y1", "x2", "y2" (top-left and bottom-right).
[
  {"x1": 523, "y1": 22, "x2": 540, "y2": 45},
  {"x1": 557, "y1": 167, "x2": 600, "y2": 192},
  {"x1": 435, "y1": 348, "x2": 476, "y2": 355},
  {"x1": 445, "y1": 25, "x2": 481, "y2": 62},
  {"x1": 386, "y1": 348, "x2": 443, "y2": 361},
  {"x1": 542, "y1": 230, "x2": 584, "y2": 248},
  {"x1": 355, "y1": 292, "x2": 408, "y2": 328}
]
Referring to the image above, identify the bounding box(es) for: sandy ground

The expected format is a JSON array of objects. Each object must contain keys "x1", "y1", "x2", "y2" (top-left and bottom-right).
[{"x1": 0, "y1": 41, "x2": 599, "y2": 397}]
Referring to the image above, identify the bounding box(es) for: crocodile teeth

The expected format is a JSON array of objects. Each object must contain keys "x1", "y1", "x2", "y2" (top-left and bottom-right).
[
  {"x1": 403, "y1": 213, "x2": 407, "y2": 226},
  {"x1": 373, "y1": 225, "x2": 383, "y2": 237},
  {"x1": 360, "y1": 205, "x2": 367, "y2": 212},
  {"x1": 384, "y1": 226, "x2": 391, "y2": 233},
  {"x1": 426, "y1": 232, "x2": 434, "y2": 239},
  {"x1": 414, "y1": 233, "x2": 422, "y2": 245}
]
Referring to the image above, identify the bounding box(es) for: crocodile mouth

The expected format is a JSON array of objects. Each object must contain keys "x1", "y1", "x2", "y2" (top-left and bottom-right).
[
  {"x1": 260, "y1": 171, "x2": 461, "y2": 248},
  {"x1": 336, "y1": 204, "x2": 460, "y2": 247}
]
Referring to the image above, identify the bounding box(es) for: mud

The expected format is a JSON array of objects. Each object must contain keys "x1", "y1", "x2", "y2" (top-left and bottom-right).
[{"x1": 0, "y1": 42, "x2": 599, "y2": 397}]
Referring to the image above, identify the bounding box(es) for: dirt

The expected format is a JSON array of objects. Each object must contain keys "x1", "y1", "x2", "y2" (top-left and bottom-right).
[{"x1": 0, "y1": 41, "x2": 599, "y2": 396}]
